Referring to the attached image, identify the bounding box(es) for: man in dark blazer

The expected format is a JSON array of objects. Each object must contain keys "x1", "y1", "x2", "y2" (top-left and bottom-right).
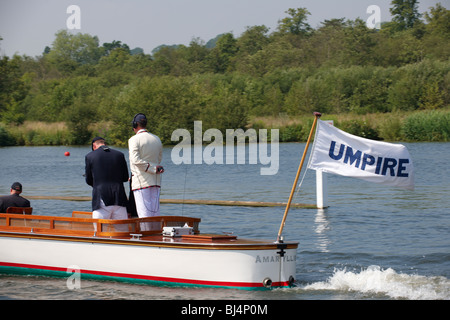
[
  {"x1": 0, "y1": 182, "x2": 30, "y2": 212},
  {"x1": 85, "y1": 137, "x2": 129, "y2": 222}
]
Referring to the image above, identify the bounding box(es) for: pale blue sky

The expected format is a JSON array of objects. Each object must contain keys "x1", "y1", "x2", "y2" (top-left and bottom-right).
[{"x1": 0, "y1": 0, "x2": 445, "y2": 57}]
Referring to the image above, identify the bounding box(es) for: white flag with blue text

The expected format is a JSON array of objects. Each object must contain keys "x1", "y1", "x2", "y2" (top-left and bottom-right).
[{"x1": 308, "y1": 120, "x2": 414, "y2": 190}]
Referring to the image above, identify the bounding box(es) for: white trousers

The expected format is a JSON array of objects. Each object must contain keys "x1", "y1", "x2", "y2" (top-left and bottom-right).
[
  {"x1": 92, "y1": 200, "x2": 128, "y2": 232},
  {"x1": 133, "y1": 187, "x2": 161, "y2": 231}
]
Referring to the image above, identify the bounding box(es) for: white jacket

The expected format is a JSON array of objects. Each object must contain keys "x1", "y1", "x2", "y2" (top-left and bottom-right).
[{"x1": 128, "y1": 129, "x2": 163, "y2": 191}]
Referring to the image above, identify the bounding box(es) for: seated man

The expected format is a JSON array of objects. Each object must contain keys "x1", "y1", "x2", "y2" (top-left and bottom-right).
[{"x1": 0, "y1": 182, "x2": 31, "y2": 213}]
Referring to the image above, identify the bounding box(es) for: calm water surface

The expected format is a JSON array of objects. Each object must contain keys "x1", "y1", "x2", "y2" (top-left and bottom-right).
[{"x1": 0, "y1": 142, "x2": 449, "y2": 300}]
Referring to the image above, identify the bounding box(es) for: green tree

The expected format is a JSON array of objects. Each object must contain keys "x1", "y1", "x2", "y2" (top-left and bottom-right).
[
  {"x1": 277, "y1": 8, "x2": 312, "y2": 36},
  {"x1": 181, "y1": 38, "x2": 211, "y2": 74},
  {"x1": 390, "y1": 0, "x2": 422, "y2": 31},
  {"x1": 0, "y1": 124, "x2": 15, "y2": 146},
  {"x1": 0, "y1": 55, "x2": 30, "y2": 124},
  {"x1": 260, "y1": 83, "x2": 284, "y2": 116},
  {"x1": 246, "y1": 37, "x2": 303, "y2": 72},
  {"x1": 419, "y1": 81, "x2": 445, "y2": 109},
  {"x1": 102, "y1": 40, "x2": 130, "y2": 55},
  {"x1": 98, "y1": 48, "x2": 131, "y2": 70},
  {"x1": 234, "y1": 25, "x2": 271, "y2": 74},
  {"x1": 46, "y1": 30, "x2": 102, "y2": 73},
  {"x1": 200, "y1": 84, "x2": 250, "y2": 132},
  {"x1": 0, "y1": 56, "x2": 13, "y2": 116},
  {"x1": 420, "y1": 3, "x2": 450, "y2": 60},
  {"x1": 206, "y1": 33, "x2": 238, "y2": 73},
  {"x1": 424, "y1": 3, "x2": 450, "y2": 38},
  {"x1": 130, "y1": 47, "x2": 144, "y2": 55},
  {"x1": 65, "y1": 96, "x2": 95, "y2": 145},
  {"x1": 308, "y1": 18, "x2": 347, "y2": 66},
  {"x1": 125, "y1": 52, "x2": 153, "y2": 76},
  {"x1": 151, "y1": 45, "x2": 192, "y2": 76},
  {"x1": 343, "y1": 19, "x2": 377, "y2": 66},
  {"x1": 236, "y1": 25, "x2": 270, "y2": 55}
]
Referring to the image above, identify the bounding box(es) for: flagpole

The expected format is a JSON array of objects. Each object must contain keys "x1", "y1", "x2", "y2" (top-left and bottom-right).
[{"x1": 276, "y1": 112, "x2": 321, "y2": 243}]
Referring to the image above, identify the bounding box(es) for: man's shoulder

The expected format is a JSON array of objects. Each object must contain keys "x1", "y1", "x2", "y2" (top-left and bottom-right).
[
  {"x1": 0, "y1": 194, "x2": 29, "y2": 206},
  {"x1": 142, "y1": 132, "x2": 162, "y2": 145},
  {"x1": 22, "y1": 196, "x2": 31, "y2": 206},
  {"x1": 88, "y1": 146, "x2": 124, "y2": 156},
  {"x1": 128, "y1": 134, "x2": 138, "y2": 145},
  {"x1": 0, "y1": 194, "x2": 13, "y2": 201},
  {"x1": 97, "y1": 147, "x2": 126, "y2": 161},
  {"x1": 85, "y1": 150, "x2": 95, "y2": 159},
  {"x1": 108, "y1": 147, "x2": 125, "y2": 158},
  {"x1": 148, "y1": 132, "x2": 161, "y2": 141},
  {"x1": 129, "y1": 131, "x2": 162, "y2": 147},
  {"x1": 129, "y1": 132, "x2": 149, "y2": 143}
]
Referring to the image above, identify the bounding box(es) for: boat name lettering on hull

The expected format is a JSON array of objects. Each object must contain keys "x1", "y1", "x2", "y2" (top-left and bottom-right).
[{"x1": 255, "y1": 255, "x2": 296, "y2": 263}]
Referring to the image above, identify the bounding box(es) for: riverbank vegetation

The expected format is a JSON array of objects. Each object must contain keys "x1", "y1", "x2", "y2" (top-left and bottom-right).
[{"x1": 1, "y1": 1, "x2": 449, "y2": 146}]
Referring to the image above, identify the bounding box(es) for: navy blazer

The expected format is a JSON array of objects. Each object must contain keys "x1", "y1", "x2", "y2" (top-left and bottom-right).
[
  {"x1": 0, "y1": 194, "x2": 30, "y2": 213},
  {"x1": 85, "y1": 145, "x2": 129, "y2": 211}
]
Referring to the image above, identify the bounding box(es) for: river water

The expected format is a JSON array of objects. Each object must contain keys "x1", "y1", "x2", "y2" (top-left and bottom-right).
[{"x1": 0, "y1": 142, "x2": 449, "y2": 301}]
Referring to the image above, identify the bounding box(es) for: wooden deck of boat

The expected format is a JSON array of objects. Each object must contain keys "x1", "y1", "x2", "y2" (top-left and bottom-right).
[{"x1": 0, "y1": 212, "x2": 298, "y2": 250}]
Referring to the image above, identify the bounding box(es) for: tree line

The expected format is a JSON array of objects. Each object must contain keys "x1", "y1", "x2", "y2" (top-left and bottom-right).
[{"x1": 0, "y1": 1, "x2": 449, "y2": 146}]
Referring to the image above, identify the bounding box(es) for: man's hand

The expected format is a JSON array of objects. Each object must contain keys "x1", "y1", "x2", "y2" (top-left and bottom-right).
[{"x1": 156, "y1": 166, "x2": 164, "y2": 174}]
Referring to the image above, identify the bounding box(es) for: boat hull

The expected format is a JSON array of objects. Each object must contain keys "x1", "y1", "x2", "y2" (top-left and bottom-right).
[{"x1": 0, "y1": 232, "x2": 297, "y2": 290}]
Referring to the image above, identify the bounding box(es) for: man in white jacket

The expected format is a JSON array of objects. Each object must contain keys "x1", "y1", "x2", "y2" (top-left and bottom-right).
[{"x1": 128, "y1": 113, "x2": 164, "y2": 230}]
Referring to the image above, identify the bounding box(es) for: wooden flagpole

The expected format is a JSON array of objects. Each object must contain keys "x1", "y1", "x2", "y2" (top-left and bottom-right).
[{"x1": 276, "y1": 112, "x2": 321, "y2": 243}]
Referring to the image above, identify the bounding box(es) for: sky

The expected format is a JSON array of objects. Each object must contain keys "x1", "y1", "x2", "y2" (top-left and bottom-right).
[{"x1": 0, "y1": 0, "x2": 445, "y2": 57}]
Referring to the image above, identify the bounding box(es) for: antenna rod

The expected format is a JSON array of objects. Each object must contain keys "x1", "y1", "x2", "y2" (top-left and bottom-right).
[{"x1": 276, "y1": 112, "x2": 321, "y2": 243}]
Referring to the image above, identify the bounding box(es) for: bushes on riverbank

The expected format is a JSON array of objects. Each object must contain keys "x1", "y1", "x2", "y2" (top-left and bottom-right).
[
  {"x1": 5, "y1": 122, "x2": 71, "y2": 146},
  {"x1": 0, "y1": 124, "x2": 15, "y2": 146},
  {"x1": 402, "y1": 109, "x2": 450, "y2": 141},
  {"x1": 255, "y1": 108, "x2": 450, "y2": 143},
  {"x1": 1, "y1": 58, "x2": 447, "y2": 147},
  {"x1": 1, "y1": 108, "x2": 448, "y2": 147}
]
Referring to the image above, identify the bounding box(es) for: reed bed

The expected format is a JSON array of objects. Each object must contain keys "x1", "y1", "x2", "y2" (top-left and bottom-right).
[{"x1": 1, "y1": 109, "x2": 449, "y2": 147}]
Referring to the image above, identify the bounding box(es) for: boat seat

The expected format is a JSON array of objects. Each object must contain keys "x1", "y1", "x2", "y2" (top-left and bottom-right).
[{"x1": 6, "y1": 207, "x2": 33, "y2": 215}]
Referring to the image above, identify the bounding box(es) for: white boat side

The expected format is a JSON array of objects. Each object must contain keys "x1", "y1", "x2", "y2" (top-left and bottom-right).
[{"x1": 0, "y1": 213, "x2": 298, "y2": 290}]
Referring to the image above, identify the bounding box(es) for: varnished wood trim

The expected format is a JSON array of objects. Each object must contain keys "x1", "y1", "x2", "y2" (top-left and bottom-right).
[{"x1": 0, "y1": 231, "x2": 298, "y2": 251}]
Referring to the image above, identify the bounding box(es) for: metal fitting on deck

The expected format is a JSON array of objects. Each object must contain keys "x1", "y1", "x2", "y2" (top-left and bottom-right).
[{"x1": 131, "y1": 234, "x2": 143, "y2": 240}]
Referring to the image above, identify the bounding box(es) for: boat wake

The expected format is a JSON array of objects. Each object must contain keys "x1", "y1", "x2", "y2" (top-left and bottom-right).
[{"x1": 299, "y1": 265, "x2": 450, "y2": 300}]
